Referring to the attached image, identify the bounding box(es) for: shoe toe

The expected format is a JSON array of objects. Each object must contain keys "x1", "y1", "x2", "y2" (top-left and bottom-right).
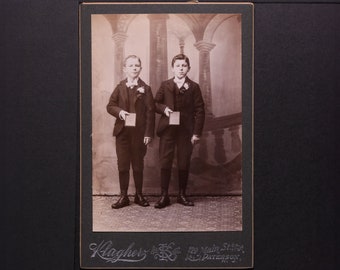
[
  {"x1": 111, "y1": 197, "x2": 130, "y2": 209},
  {"x1": 134, "y1": 195, "x2": 150, "y2": 207}
]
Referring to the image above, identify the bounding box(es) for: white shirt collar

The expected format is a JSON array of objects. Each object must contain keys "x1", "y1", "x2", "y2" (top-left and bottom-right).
[
  {"x1": 173, "y1": 77, "x2": 186, "y2": 88},
  {"x1": 126, "y1": 78, "x2": 139, "y2": 87}
]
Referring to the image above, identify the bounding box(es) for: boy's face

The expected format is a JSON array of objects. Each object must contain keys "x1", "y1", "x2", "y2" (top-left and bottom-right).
[
  {"x1": 172, "y1": 59, "x2": 190, "y2": 80},
  {"x1": 123, "y1": 57, "x2": 142, "y2": 80}
]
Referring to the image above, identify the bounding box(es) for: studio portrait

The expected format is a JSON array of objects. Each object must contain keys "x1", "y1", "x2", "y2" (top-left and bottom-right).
[{"x1": 90, "y1": 13, "x2": 243, "y2": 232}]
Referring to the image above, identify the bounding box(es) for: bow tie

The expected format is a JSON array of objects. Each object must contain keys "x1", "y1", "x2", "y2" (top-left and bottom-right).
[
  {"x1": 126, "y1": 82, "x2": 138, "y2": 88},
  {"x1": 126, "y1": 79, "x2": 139, "y2": 88}
]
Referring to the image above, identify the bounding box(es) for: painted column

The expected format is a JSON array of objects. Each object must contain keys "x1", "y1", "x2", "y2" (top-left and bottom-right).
[
  {"x1": 194, "y1": 40, "x2": 216, "y2": 117},
  {"x1": 148, "y1": 14, "x2": 169, "y2": 94},
  {"x1": 194, "y1": 40, "x2": 216, "y2": 162},
  {"x1": 112, "y1": 32, "x2": 128, "y2": 83},
  {"x1": 179, "y1": 37, "x2": 185, "y2": 54}
]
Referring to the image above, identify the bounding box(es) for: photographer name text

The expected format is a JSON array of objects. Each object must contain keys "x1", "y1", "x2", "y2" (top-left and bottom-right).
[{"x1": 89, "y1": 241, "x2": 245, "y2": 264}]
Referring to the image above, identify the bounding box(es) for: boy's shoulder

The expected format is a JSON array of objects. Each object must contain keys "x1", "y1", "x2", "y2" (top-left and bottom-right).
[
  {"x1": 158, "y1": 78, "x2": 174, "y2": 89},
  {"x1": 137, "y1": 78, "x2": 150, "y2": 88},
  {"x1": 162, "y1": 78, "x2": 174, "y2": 84},
  {"x1": 184, "y1": 77, "x2": 200, "y2": 90},
  {"x1": 116, "y1": 79, "x2": 127, "y2": 88}
]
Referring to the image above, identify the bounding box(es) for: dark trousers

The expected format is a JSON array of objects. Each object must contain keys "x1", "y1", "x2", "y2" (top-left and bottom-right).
[
  {"x1": 115, "y1": 128, "x2": 146, "y2": 193},
  {"x1": 159, "y1": 126, "x2": 193, "y2": 171},
  {"x1": 159, "y1": 126, "x2": 193, "y2": 193}
]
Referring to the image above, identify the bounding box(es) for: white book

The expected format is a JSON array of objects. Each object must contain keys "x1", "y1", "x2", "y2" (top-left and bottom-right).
[
  {"x1": 125, "y1": 113, "x2": 136, "y2": 127},
  {"x1": 169, "y1": 111, "x2": 180, "y2": 125}
]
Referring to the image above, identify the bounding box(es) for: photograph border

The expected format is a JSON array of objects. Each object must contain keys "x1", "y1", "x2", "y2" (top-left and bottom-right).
[{"x1": 80, "y1": 2, "x2": 254, "y2": 268}]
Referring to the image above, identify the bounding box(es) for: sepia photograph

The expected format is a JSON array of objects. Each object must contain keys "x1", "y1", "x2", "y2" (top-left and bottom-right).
[
  {"x1": 80, "y1": 2, "x2": 253, "y2": 268},
  {"x1": 92, "y1": 11, "x2": 243, "y2": 232}
]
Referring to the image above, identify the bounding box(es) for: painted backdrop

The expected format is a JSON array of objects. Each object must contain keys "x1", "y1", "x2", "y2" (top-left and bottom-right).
[{"x1": 91, "y1": 13, "x2": 242, "y2": 196}]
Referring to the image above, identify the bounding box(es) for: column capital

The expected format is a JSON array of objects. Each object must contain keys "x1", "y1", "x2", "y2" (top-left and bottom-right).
[
  {"x1": 147, "y1": 14, "x2": 169, "y2": 21},
  {"x1": 194, "y1": 40, "x2": 216, "y2": 52},
  {"x1": 112, "y1": 32, "x2": 128, "y2": 43}
]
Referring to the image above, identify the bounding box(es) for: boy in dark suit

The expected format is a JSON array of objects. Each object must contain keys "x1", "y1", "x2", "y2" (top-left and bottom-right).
[
  {"x1": 107, "y1": 55, "x2": 155, "y2": 209},
  {"x1": 154, "y1": 54, "x2": 205, "y2": 208}
]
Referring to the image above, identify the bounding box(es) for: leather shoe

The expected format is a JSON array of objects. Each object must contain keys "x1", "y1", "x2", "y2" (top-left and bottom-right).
[
  {"x1": 134, "y1": 194, "x2": 150, "y2": 207},
  {"x1": 177, "y1": 194, "x2": 194, "y2": 206},
  {"x1": 111, "y1": 195, "x2": 130, "y2": 209},
  {"x1": 154, "y1": 195, "x2": 170, "y2": 209}
]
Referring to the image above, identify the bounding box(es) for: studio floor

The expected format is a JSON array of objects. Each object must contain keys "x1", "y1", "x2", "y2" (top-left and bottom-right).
[{"x1": 92, "y1": 195, "x2": 242, "y2": 232}]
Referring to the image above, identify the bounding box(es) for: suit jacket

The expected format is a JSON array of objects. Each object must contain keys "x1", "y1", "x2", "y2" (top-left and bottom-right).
[
  {"x1": 107, "y1": 78, "x2": 155, "y2": 138},
  {"x1": 155, "y1": 77, "x2": 205, "y2": 137}
]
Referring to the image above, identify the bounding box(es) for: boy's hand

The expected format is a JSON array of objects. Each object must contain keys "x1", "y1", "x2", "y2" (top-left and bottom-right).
[
  {"x1": 144, "y1": 137, "x2": 152, "y2": 145},
  {"x1": 119, "y1": 110, "x2": 129, "y2": 120},
  {"x1": 164, "y1": 107, "x2": 173, "y2": 117},
  {"x1": 191, "y1": 135, "x2": 200, "y2": 145}
]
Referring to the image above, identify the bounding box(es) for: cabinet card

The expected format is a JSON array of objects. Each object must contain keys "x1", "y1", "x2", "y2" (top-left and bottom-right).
[{"x1": 80, "y1": 2, "x2": 253, "y2": 268}]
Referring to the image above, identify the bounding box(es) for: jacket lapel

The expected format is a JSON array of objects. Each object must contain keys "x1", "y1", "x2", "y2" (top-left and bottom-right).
[
  {"x1": 133, "y1": 78, "x2": 144, "y2": 105},
  {"x1": 166, "y1": 79, "x2": 176, "y2": 110},
  {"x1": 167, "y1": 78, "x2": 175, "y2": 92},
  {"x1": 119, "y1": 80, "x2": 129, "y2": 110},
  {"x1": 185, "y1": 77, "x2": 191, "y2": 88}
]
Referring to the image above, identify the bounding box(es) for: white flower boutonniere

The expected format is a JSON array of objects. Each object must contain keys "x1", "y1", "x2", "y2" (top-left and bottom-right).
[
  {"x1": 137, "y1": 86, "x2": 145, "y2": 94},
  {"x1": 136, "y1": 86, "x2": 145, "y2": 99},
  {"x1": 179, "y1": 82, "x2": 190, "y2": 94}
]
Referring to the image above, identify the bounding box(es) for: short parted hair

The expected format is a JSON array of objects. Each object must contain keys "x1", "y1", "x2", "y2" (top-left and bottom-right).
[
  {"x1": 171, "y1": 54, "x2": 190, "y2": 68},
  {"x1": 123, "y1": 55, "x2": 142, "y2": 67}
]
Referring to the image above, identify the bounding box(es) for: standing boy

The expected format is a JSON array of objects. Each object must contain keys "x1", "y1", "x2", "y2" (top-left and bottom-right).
[
  {"x1": 107, "y1": 55, "x2": 155, "y2": 209},
  {"x1": 154, "y1": 54, "x2": 205, "y2": 208}
]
